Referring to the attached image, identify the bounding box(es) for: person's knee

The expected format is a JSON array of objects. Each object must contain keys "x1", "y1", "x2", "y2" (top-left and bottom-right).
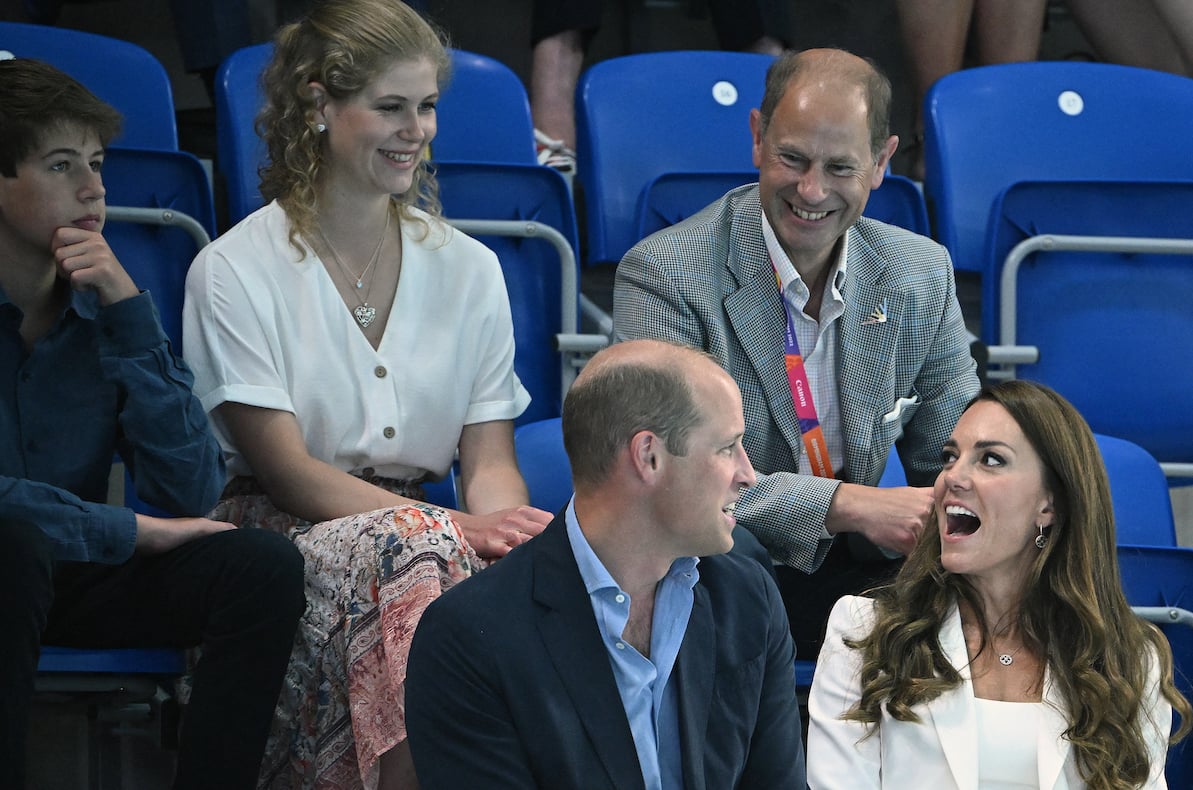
[{"x1": 202, "y1": 529, "x2": 306, "y2": 621}]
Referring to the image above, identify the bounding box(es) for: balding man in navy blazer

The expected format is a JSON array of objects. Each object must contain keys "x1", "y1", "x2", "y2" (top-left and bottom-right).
[{"x1": 406, "y1": 339, "x2": 805, "y2": 790}]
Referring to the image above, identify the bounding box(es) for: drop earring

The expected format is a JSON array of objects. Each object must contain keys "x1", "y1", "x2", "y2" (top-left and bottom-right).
[{"x1": 1035, "y1": 524, "x2": 1048, "y2": 549}]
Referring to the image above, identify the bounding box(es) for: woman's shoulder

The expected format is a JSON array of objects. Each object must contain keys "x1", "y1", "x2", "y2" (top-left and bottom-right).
[
  {"x1": 401, "y1": 207, "x2": 502, "y2": 274},
  {"x1": 192, "y1": 201, "x2": 307, "y2": 279},
  {"x1": 827, "y1": 594, "x2": 880, "y2": 636},
  {"x1": 197, "y1": 202, "x2": 297, "y2": 263}
]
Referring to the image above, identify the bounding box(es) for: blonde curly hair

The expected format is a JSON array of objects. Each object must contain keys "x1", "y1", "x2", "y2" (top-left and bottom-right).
[{"x1": 256, "y1": 0, "x2": 451, "y2": 253}]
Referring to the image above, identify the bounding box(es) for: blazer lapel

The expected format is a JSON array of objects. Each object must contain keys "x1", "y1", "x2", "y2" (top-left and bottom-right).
[
  {"x1": 674, "y1": 584, "x2": 714, "y2": 790},
  {"x1": 1037, "y1": 667, "x2": 1073, "y2": 789},
  {"x1": 532, "y1": 520, "x2": 646, "y2": 790},
  {"x1": 837, "y1": 229, "x2": 906, "y2": 483},
  {"x1": 722, "y1": 194, "x2": 812, "y2": 462},
  {"x1": 928, "y1": 603, "x2": 980, "y2": 790}
]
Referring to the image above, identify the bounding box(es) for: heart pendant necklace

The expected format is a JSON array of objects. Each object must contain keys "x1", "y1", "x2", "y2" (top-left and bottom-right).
[{"x1": 318, "y1": 208, "x2": 390, "y2": 329}]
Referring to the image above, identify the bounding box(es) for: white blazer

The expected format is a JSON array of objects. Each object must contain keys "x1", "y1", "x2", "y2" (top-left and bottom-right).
[{"x1": 807, "y1": 595, "x2": 1173, "y2": 789}]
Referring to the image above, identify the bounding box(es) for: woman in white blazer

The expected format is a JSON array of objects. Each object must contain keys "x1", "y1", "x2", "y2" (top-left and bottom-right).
[{"x1": 808, "y1": 380, "x2": 1190, "y2": 789}]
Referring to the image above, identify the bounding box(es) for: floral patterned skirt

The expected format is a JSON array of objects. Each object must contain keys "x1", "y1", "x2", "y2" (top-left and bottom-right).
[{"x1": 210, "y1": 479, "x2": 486, "y2": 790}]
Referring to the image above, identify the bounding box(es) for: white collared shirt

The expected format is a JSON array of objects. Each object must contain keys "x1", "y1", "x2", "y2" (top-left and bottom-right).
[{"x1": 759, "y1": 209, "x2": 847, "y2": 479}]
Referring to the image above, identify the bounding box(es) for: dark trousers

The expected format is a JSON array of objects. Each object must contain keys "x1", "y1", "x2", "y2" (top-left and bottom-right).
[
  {"x1": 776, "y1": 538, "x2": 902, "y2": 661},
  {"x1": 0, "y1": 519, "x2": 305, "y2": 790}
]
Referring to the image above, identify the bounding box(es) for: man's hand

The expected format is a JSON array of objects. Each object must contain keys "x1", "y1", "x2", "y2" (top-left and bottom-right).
[
  {"x1": 825, "y1": 483, "x2": 935, "y2": 556},
  {"x1": 52, "y1": 226, "x2": 138, "y2": 306},
  {"x1": 134, "y1": 514, "x2": 237, "y2": 554},
  {"x1": 457, "y1": 506, "x2": 553, "y2": 559}
]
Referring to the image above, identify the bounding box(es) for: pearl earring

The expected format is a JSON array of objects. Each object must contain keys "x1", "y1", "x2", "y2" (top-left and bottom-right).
[
  {"x1": 1035, "y1": 524, "x2": 1048, "y2": 549},
  {"x1": 315, "y1": 122, "x2": 327, "y2": 133}
]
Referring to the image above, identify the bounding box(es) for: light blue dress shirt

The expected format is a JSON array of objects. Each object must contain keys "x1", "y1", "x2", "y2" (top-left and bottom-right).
[{"x1": 566, "y1": 501, "x2": 699, "y2": 790}]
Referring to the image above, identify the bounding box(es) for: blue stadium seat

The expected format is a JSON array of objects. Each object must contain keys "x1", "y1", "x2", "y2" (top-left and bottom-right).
[
  {"x1": 982, "y1": 179, "x2": 1193, "y2": 346},
  {"x1": 1116, "y1": 544, "x2": 1193, "y2": 787},
  {"x1": 433, "y1": 49, "x2": 537, "y2": 165},
  {"x1": 422, "y1": 472, "x2": 458, "y2": 510},
  {"x1": 576, "y1": 50, "x2": 775, "y2": 266},
  {"x1": 513, "y1": 418, "x2": 573, "y2": 515},
  {"x1": 1097, "y1": 433, "x2": 1178, "y2": 547},
  {"x1": 215, "y1": 42, "x2": 272, "y2": 227},
  {"x1": 924, "y1": 61, "x2": 1193, "y2": 274},
  {"x1": 985, "y1": 179, "x2": 1193, "y2": 475},
  {"x1": 436, "y1": 161, "x2": 603, "y2": 423},
  {"x1": 0, "y1": 21, "x2": 177, "y2": 150},
  {"x1": 36, "y1": 644, "x2": 186, "y2": 785},
  {"x1": 101, "y1": 147, "x2": 217, "y2": 352}
]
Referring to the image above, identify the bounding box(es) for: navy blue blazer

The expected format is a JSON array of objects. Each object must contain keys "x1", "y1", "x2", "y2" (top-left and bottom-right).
[{"x1": 406, "y1": 514, "x2": 806, "y2": 789}]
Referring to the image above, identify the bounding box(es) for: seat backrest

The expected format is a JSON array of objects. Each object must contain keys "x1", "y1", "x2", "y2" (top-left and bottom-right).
[
  {"x1": 436, "y1": 161, "x2": 580, "y2": 424},
  {"x1": 102, "y1": 147, "x2": 217, "y2": 352},
  {"x1": 635, "y1": 171, "x2": 759, "y2": 242},
  {"x1": 924, "y1": 61, "x2": 1193, "y2": 273},
  {"x1": 1097, "y1": 434, "x2": 1177, "y2": 546},
  {"x1": 1116, "y1": 544, "x2": 1193, "y2": 788},
  {"x1": 983, "y1": 179, "x2": 1193, "y2": 344},
  {"x1": 864, "y1": 174, "x2": 930, "y2": 238},
  {"x1": 988, "y1": 186, "x2": 1193, "y2": 464},
  {"x1": 421, "y1": 472, "x2": 458, "y2": 510},
  {"x1": 37, "y1": 646, "x2": 186, "y2": 675},
  {"x1": 514, "y1": 417, "x2": 573, "y2": 515},
  {"x1": 216, "y1": 42, "x2": 273, "y2": 227},
  {"x1": 577, "y1": 50, "x2": 774, "y2": 266},
  {"x1": 433, "y1": 49, "x2": 537, "y2": 165},
  {"x1": 0, "y1": 21, "x2": 177, "y2": 150}
]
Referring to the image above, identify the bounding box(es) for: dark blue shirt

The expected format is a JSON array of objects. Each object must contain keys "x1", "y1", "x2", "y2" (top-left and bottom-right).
[{"x1": 0, "y1": 285, "x2": 224, "y2": 564}]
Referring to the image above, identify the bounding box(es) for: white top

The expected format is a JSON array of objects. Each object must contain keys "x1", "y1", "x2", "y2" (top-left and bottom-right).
[
  {"x1": 183, "y1": 200, "x2": 530, "y2": 481},
  {"x1": 974, "y1": 697, "x2": 1043, "y2": 789},
  {"x1": 808, "y1": 595, "x2": 1173, "y2": 790}
]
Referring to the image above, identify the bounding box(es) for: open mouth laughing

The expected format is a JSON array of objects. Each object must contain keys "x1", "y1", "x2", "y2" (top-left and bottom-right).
[{"x1": 945, "y1": 505, "x2": 981, "y2": 536}]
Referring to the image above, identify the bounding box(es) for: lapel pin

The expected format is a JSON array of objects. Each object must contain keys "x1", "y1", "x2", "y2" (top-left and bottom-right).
[{"x1": 862, "y1": 298, "x2": 888, "y2": 325}]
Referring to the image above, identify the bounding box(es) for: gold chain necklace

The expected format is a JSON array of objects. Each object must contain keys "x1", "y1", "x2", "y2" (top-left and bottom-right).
[{"x1": 317, "y1": 208, "x2": 390, "y2": 328}]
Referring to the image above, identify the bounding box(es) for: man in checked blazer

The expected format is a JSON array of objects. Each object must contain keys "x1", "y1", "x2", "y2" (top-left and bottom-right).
[{"x1": 613, "y1": 48, "x2": 980, "y2": 658}]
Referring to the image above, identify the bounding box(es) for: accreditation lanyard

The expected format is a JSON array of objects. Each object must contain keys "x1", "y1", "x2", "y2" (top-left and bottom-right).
[{"x1": 773, "y1": 266, "x2": 835, "y2": 479}]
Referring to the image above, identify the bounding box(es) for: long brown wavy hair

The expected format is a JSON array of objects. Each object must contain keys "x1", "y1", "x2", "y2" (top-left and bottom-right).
[
  {"x1": 256, "y1": 0, "x2": 451, "y2": 252},
  {"x1": 843, "y1": 380, "x2": 1190, "y2": 789}
]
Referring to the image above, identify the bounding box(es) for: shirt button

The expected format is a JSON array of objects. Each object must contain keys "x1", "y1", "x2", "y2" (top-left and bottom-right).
[
  {"x1": 383, "y1": 427, "x2": 395, "y2": 439},
  {"x1": 614, "y1": 594, "x2": 626, "y2": 604},
  {"x1": 361, "y1": 467, "x2": 375, "y2": 477},
  {"x1": 374, "y1": 366, "x2": 387, "y2": 378},
  {"x1": 26, "y1": 440, "x2": 37, "y2": 453},
  {"x1": 615, "y1": 642, "x2": 626, "y2": 650}
]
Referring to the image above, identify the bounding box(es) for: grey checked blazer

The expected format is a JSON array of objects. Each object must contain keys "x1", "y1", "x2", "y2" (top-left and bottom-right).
[{"x1": 613, "y1": 184, "x2": 979, "y2": 573}]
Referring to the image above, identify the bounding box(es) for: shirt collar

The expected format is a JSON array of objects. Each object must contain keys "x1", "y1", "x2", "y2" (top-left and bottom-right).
[
  {"x1": 565, "y1": 499, "x2": 699, "y2": 597},
  {"x1": 0, "y1": 281, "x2": 98, "y2": 321},
  {"x1": 759, "y1": 207, "x2": 849, "y2": 307}
]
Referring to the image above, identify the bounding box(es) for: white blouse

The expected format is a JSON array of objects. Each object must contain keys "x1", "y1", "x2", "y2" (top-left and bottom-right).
[
  {"x1": 974, "y1": 697, "x2": 1044, "y2": 788},
  {"x1": 183, "y1": 201, "x2": 530, "y2": 482}
]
